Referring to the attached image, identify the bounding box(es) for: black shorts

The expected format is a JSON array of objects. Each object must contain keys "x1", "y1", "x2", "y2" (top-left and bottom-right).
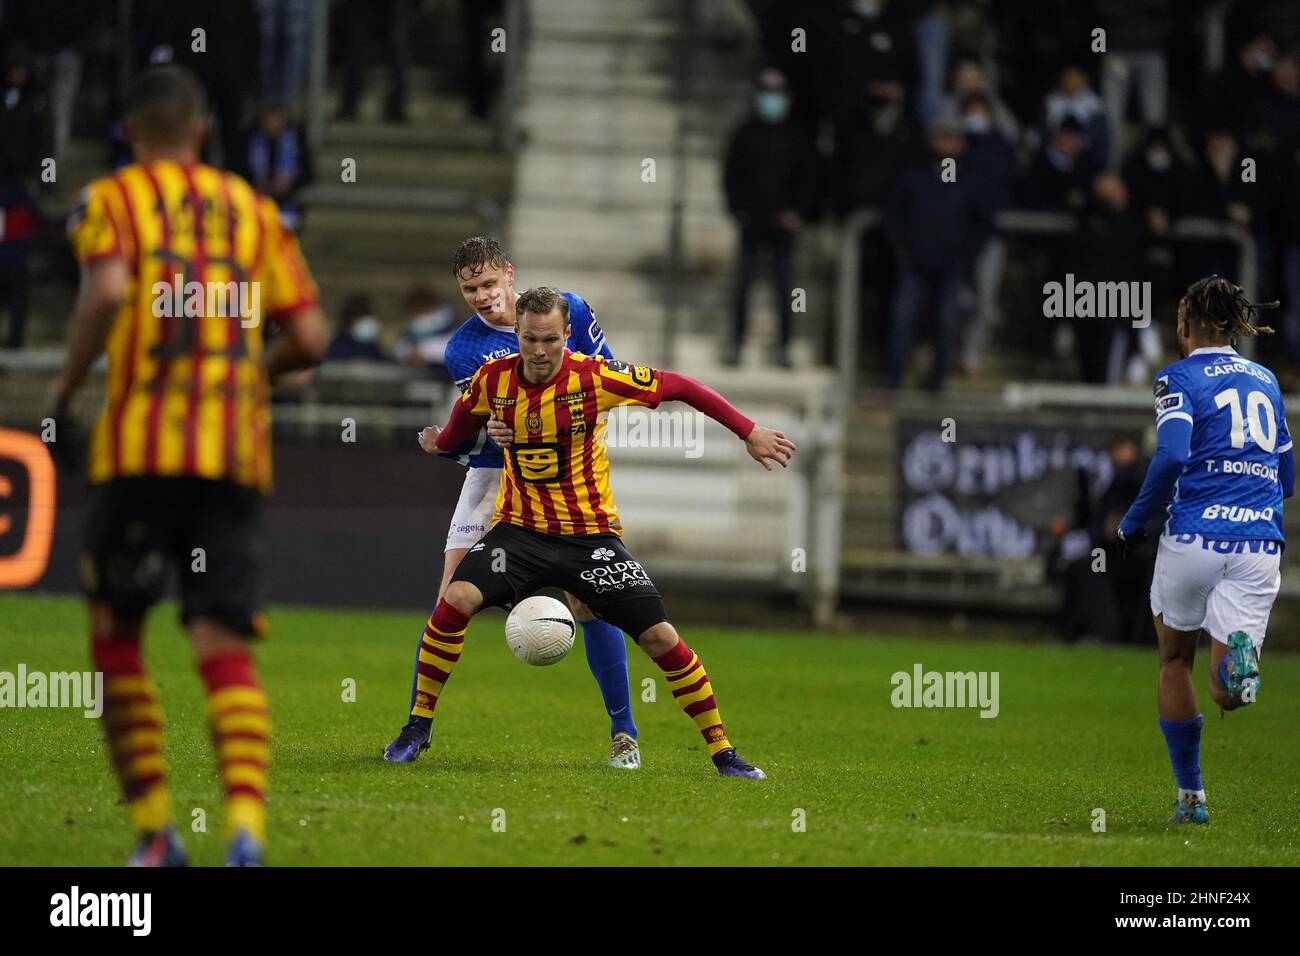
[
  {"x1": 81, "y1": 476, "x2": 267, "y2": 637},
  {"x1": 451, "y1": 522, "x2": 669, "y2": 638}
]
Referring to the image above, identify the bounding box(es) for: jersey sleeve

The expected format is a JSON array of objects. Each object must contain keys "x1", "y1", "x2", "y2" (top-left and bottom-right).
[
  {"x1": 444, "y1": 337, "x2": 481, "y2": 393},
  {"x1": 67, "y1": 181, "x2": 128, "y2": 265},
  {"x1": 256, "y1": 196, "x2": 319, "y2": 326},
  {"x1": 1277, "y1": 395, "x2": 1293, "y2": 454},
  {"x1": 566, "y1": 293, "x2": 613, "y2": 359},
  {"x1": 1153, "y1": 366, "x2": 1193, "y2": 430},
  {"x1": 594, "y1": 358, "x2": 663, "y2": 410},
  {"x1": 460, "y1": 363, "x2": 496, "y2": 416}
]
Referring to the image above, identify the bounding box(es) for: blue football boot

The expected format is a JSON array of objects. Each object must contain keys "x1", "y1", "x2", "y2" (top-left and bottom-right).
[
  {"x1": 225, "y1": 828, "x2": 264, "y2": 867},
  {"x1": 712, "y1": 748, "x2": 766, "y2": 780},
  {"x1": 383, "y1": 715, "x2": 433, "y2": 763}
]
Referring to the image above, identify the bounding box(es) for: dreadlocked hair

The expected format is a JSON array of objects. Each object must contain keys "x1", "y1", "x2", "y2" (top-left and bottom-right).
[{"x1": 1179, "y1": 275, "x2": 1278, "y2": 344}]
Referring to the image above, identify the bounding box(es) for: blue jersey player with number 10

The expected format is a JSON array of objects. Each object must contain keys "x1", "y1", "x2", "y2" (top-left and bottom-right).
[
  {"x1": 1119, "y1": 276, "x2": 1294, "y2": 826},
  {"x1": 383, "y1": 237, "x2": 642, "y2": 770}
]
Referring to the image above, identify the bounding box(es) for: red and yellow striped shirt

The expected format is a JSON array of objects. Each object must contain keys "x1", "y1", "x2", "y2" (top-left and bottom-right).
[
  {"x1": 459, "y1": 352, "x2": 665, "y2": 536},
  {"x1": 68, "y1": 159, "x2": 318, "y2": 493}
]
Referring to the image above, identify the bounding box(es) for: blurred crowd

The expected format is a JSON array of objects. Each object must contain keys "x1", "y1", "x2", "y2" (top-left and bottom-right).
[
  {"x1": 724, "y1": 0, "x2": 1300, "y2": 389},
  {"x1": 0, "y1": 0, "x2": 501, "y2": 355}
]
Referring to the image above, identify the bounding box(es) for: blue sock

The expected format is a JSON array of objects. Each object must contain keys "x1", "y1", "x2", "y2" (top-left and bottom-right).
[
  {"x1": 581, "y1": 619, "x2": 636, "y2": 739},
  {"x1": 1215, "y1": 655, "x2": 1232, "y2": 692},
  {"x1": 1158, "y1": 714, "x2": 1204, "y2": 791}
]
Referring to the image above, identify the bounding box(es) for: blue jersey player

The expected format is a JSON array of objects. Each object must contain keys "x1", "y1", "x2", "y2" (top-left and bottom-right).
[
  {"x1": 1119, "y1": 277, "x2": 1294, "y2": 825},
  {"x1": 383, "y1": 237, "x2": 640, "y2": 769}
]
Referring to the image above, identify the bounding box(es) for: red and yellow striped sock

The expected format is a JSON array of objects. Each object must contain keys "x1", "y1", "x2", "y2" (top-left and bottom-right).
[
  {"x1": 93, "y1": 632, "x2": 173, "y2": 834},
  {"x1": 654, "y1": 639, "x2": 733, "y2": 757},
  {"x1": 411, "y1": 600, "x2": 469, "y2": 719},
  {"x1": 200, "y1": 651, "x2": 270, "y2": 845}
]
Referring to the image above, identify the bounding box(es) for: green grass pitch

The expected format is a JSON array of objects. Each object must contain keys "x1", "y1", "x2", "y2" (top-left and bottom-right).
[{"x1": 1, "y1": 592, "x2": 1298, "y2": 866}]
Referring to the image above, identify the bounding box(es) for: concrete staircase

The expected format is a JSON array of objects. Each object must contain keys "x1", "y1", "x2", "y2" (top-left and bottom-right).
[{"x1": 506, "y1": 0, "x2": 770, "y2": 373}]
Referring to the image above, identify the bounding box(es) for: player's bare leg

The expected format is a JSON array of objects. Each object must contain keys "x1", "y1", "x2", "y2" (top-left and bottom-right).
[
  {"x1": 1209, "y1": 630, "x2": 1260, "y2": 711},
  {"x1": 90, "y1": 603, "x2": 188, "y2": 866},
  {"x1": 1154, "y1": 613, "x2": 1210, "y2": 824},
  {"x1": 633, "y1": 620, "x2": 764, "y2": 779}
]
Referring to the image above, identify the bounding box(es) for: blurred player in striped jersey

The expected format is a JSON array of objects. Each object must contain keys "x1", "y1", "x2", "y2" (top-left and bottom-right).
[
  {"x1": 1119, "y1": 277, "x2": 1293, "y2": 825},
  {"x1": 411, "y1": 286, "x2": 795, "y2": 778},
  {"x1": 383, "y1": 238, "x2": 643, "y2": 769},
  {"x1": 51, "y1": 65, "x2": 328, "y2": 865}
]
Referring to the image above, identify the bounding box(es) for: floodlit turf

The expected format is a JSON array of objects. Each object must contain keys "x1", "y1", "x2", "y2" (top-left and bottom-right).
[{"x1": 1, "y1": 592, "x2": 1298, "y2": 866}]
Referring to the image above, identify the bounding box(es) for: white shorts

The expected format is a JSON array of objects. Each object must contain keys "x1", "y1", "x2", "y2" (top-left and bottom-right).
[
  {"x1": 445, "y1": 467, "x2": 501, "y2": 552},
  {"x1": 1150, "y1": 533, "x2": 1281, "y2": 649}
]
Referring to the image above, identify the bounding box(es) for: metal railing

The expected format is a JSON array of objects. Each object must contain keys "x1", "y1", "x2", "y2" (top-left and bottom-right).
[{"x1": 836, "y1": 208, "x2": 1258, "y2": 396}]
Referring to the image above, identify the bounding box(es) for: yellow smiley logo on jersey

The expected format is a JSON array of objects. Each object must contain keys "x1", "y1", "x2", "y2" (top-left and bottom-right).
[{"x1": 513, "y1": 443, "x2": 566, "y2": 483}]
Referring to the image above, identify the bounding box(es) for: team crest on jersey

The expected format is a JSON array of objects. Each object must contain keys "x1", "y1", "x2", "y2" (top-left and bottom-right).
[{"x1": 525, "y1": 410, "x2": 543, "y2": 433}]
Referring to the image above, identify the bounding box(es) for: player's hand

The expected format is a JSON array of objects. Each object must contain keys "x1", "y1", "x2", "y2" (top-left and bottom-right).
[
  {"x1": 486, "y1": 414, "x2": 513, "y2": 447},
  {"x1": 417, "y1": 425, "x2": 442, "y2": 454},
  {"x1": 1117, "y1": 525, "x2": 1147, "y2": 560},
  {"x1": 745, "y1": 426, "x2": 796, "y2": 471}
]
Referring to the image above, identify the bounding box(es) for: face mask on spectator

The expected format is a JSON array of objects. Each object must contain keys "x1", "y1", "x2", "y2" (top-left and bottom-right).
[
  {"x1": 755, "y1": 92, "x2": 790, "y2": 123},
  {"x1": 1146, "y1": 147, "x2": 1171, "y2": 171},
  {"x1": 351, "y1": 317, "x2": 381, "y2": 343},
  {"x1": 1253, "y1": 51, "x2": 1274, "y2": 72},
  {"x1": 962, "y1": 113, "x2": 991, "y2": 135}
]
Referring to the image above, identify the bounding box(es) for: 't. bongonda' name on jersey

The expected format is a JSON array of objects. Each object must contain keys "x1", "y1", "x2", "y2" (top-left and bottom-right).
[{"x1": 1155, "y1": 346, "x2": 1292, "y2": 541}]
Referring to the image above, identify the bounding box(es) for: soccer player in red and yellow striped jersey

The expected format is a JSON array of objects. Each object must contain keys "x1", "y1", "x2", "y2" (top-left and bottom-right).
[
  {"x1": 50, "y1": 65, "x2": 328, "y2": 866},
  {"x1": 411, "y1": 286, "x2": 796, "y2": 778}
]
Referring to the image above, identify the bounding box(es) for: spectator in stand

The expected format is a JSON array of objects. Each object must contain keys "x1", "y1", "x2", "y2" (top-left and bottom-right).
[
  {"x1": 956, "y1": 92, "x2": 1014, "y2": 371},
  {"x1": 1074, "y1": 173, "x2": 1150, "y2": 385},
  {"x1": 338, "y1": 0, "x2": 413, "y2": 123},
  {"x1": 7, "y1": 0, "x2": 88, "y2": 170},
  {"x1": 1122, "y1": 126, "x2": 1186, "y2": 320},
  {"x1": 831, "y1": 0, "x2": 916, "y2": 148},
  {"x1": 911, "y1": 1, "x2": 953, "y2": 132},
  {"x1": 1200, "y1": 32, "x2": 1278, "y2": 141},
  {"x1": 393, "y1": 285, "x2": 457, "y2": 369},
  {"x1": 1096, "y1": 0, "x2": 1172, "y2": 168},
  {"x1": 1186, "y1": 126, "x2": 1258, "y2": 281},
  {"x1": 0, "y1": 42, "x2": 47, "y2": 350},
  {"x1": 256, "y1": 0, "x2": 312, "y2": 108},
  {"x1": 326, "y1": 293, "x2": 390, "y2": 362},
  {"x1": 243, "y1": 101, "x2": 313, "y2": 233},
  {"x1": 1043, "y1": 64, "x2": 1108, "y2": 168},
  {"x1": 722, "y1": 68, "x2": 817, "y2": 367},
  {"x1": 1021, "y1": 114, "x2": 1099, "y2": 213},
  {"x1": 884, "y1": 118, "x2": 981, "y2": 391},
  {"x1": 936, "y1": 59, "x2": 1020, "y2": 145}
]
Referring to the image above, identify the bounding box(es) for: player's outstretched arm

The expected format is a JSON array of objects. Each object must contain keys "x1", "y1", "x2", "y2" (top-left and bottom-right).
[{"x1": 658, "y1": 371, "x2": 796, "y2": 470}]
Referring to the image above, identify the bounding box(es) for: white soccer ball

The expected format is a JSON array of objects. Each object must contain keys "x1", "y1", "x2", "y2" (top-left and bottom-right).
[{"x1": 505, "y1": 595, "x2": 576, "y2": 666}]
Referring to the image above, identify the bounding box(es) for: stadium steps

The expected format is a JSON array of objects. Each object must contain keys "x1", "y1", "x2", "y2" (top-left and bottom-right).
[
  {"x1": 506, "y1": 0, "x2": 758, "y2": 364},
  {"x1": 306, "y1": 64, "x2": 511, "y2": 336}
]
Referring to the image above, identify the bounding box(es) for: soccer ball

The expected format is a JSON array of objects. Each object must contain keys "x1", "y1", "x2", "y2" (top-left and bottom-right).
[{"x1": 505, "y1": 595, "x2": 576, "y2": 666}]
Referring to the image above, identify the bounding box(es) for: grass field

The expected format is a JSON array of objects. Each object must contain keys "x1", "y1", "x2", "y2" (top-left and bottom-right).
[{"x1": 1, "y1": 592, "x2": 1298, "y2": 866}]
